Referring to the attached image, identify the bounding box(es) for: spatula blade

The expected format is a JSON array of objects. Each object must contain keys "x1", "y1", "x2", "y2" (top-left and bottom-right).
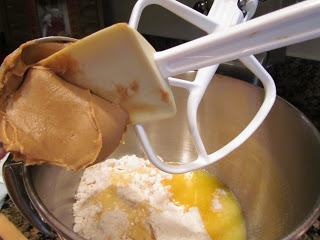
[{"x1": 39, "y1": 23, "x2": 176, "y2": 124}]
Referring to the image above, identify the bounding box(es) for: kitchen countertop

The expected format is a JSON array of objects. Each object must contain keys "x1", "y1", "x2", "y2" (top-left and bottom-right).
[
  {"x1": 0, "y1": 56, "x2": 319, "y2": 239},
  {"x1": 267, "y1": 57, "x2": 320, "y2": 240}
]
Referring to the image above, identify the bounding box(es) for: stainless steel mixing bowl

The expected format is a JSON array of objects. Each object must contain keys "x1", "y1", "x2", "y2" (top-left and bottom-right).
[{"x1": 3, "y1": 72, "x2": 320, "y2": 240}]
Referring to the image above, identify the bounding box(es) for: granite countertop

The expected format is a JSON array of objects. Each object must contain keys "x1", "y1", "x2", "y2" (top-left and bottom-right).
[
  {"x1": 267, "y1": 57, "x2": 320, "y2": 240},
  {"x1": 0, "y1": 56, "x2": 319, "y2": 239}
]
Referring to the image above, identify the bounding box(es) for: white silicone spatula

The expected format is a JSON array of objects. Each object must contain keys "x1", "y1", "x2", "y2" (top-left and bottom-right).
[{"x1": 39, "y1": 24, "x2": 176, "y2": 124}]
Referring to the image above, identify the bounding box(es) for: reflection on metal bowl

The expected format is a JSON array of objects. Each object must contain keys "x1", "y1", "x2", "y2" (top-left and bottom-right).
[{"x1": 4, "y1": 72, "x2": 320, "y2": 240}]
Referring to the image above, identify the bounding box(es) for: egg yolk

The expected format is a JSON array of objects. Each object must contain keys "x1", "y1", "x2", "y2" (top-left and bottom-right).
[{"x1": 162, "y1": 169, "x2": 246, "y2": 240}]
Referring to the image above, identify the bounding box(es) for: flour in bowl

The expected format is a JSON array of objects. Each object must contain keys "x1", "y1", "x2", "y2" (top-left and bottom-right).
[{"x1": 73, "y1": 155, "x2": 211, "y2": 240}]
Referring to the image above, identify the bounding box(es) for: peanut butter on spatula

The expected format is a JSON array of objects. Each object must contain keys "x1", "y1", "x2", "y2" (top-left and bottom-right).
[{"x1": 0, "y1": 40, "x2": 128, "y2": 171}]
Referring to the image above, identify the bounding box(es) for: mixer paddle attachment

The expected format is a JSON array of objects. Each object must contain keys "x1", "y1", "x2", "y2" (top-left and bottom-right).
[{"x1": 129, "y1": 0, "x2": 320, "y2": 173}]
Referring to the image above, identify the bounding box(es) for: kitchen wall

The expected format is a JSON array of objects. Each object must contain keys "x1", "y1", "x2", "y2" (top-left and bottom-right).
[{"x1": 102, "y1": 0, "x2": 296, "y2": 41}]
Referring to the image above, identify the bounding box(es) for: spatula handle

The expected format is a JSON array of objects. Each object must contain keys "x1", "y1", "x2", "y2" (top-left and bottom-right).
[{"x1": 155, "y1": 0, "x2": 320, "y2": 79}]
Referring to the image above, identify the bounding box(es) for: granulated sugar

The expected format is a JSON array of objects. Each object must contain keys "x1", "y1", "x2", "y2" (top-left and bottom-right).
[{"x1": 73, "y1": 155, "x2": 211, "y2": 240}]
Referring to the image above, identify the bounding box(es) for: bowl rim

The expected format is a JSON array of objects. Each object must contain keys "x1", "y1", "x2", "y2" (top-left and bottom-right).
[{"x1": 23, "y1": 165, "x2": 85, "y2": 240}]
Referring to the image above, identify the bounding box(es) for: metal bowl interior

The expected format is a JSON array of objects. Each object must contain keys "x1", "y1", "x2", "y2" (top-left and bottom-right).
[{"x1": 23, "y1": 73, "x2": 320, "y2": 240}]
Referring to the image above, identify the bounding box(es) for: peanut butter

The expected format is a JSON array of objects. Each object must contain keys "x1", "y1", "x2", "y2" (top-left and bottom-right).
[{"x1": 0, "y1": 40, "x2": 128, "y2": 171}]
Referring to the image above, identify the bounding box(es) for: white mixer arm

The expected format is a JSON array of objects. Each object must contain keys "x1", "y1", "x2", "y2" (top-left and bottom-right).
[{"x1": 154, "y1": 0, "x2": 320, "y2": 78}]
